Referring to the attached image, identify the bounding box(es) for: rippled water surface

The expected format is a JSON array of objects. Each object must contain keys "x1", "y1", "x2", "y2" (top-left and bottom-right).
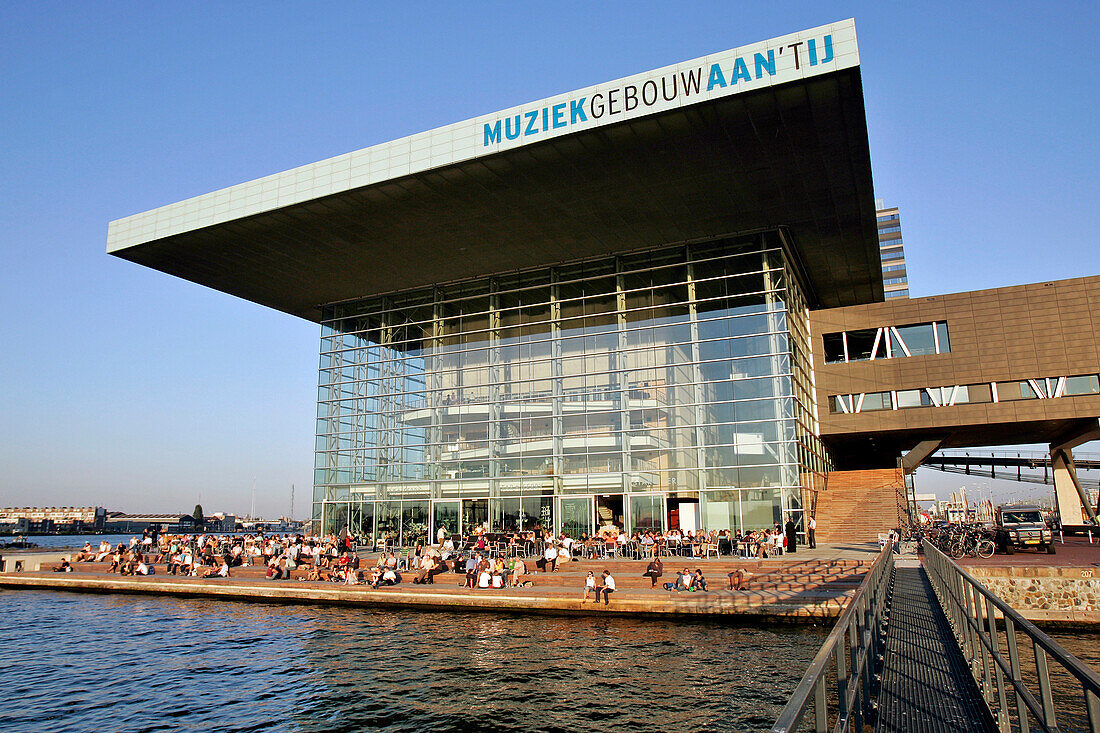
[{"x1": 0, "y1": 590, "x2": 827, "y2": 732}]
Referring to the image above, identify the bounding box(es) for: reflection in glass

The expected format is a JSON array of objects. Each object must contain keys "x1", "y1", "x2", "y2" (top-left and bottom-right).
[
  {"x1": 559, "y1": 497, "x2": 592, "y2": 538},
  {"x1": 315, "y1": 234, "x2": 825, "y2": 536}
]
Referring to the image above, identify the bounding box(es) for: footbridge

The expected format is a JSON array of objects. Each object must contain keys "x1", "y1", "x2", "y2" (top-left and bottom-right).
[
  {"x1": 923, "y1": 449, "x2": 1100, "y2": 489},
  {"x1": 772, "y1": 542, "x2": 1100, "y2": 733}
]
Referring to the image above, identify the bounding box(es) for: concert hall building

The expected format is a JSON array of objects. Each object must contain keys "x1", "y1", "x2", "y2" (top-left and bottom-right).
[{"x1": 107, "y1": 20, "x2": 1100, "y2": 543}]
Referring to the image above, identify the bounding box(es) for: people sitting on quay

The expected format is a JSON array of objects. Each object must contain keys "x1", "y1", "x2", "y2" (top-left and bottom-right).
[
  {"x1": 592, "y1": 570, "x2": 615, "y2": 605},
  {"x1": 412, "y1": 554, "x2": 445, "y2": 585},
  {"x1": 642, "y1": 556, "x2": 663, "y2": 587},
  {"x1": 371, "y1": 566, "x2": 399, "y2": 588},
  {"x1": 509, "y1": 557, "x2": 528, "y2": 587},
  {"x1": 463, "y1": 554, "x2": 479, "y2": 588},
  {"x1": 693, "y1": 568, "x2": 708, "y2": 592},
  {"x1": 203, "y1": 560, "x2": 230, "y2": 579},
  {"x1": 665, "y1": 568, "x2": 695, "y2": 592},
  {"x1": 583, "y1": 570, "x2": 596, "y2": 601},
  {"x1": 727, "y1": 568, "x2": 754, "y2": 591},
  {"x1": 53, "y1": 557, "x2": 73, "y2": 572},
  {"x1": 537, "y1": 541, "x2": 558, "y2": 572}
]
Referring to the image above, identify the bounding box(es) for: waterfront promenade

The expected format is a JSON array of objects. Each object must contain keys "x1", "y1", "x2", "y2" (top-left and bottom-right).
[{"x1": 0, "y1": 544, "x2": 874, "y2": 621}]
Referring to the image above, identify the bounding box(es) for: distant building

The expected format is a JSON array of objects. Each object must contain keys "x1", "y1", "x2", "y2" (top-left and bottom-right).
[
  {"x1": 0, "y1": 506, "x2": 105, "y2": 533},
  {"x1": 237, "y1": 517, "x2": 304, "y2": 534},
  {"x1": 876, "y1": 200, "x2": 909, "y2": 299},
  {"x1": 104, "y1": 512, "x2": 237, "y2": 534}
]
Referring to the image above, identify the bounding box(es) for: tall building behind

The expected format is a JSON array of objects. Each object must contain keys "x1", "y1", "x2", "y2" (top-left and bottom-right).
[{"x1": 876, "y1": 200, "x2": 909, "y2": 299}]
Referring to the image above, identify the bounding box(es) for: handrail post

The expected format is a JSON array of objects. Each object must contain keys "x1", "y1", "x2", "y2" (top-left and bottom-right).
[
  {"x1": 849, "y1": 618, "x2": 862, "y2": 730},
  {"x1": 1034, "y1": 644, "x2": 1058, "y2": 731},
  {"x1": 1086, "y1": 687, "x2": 1099, "y2": 733},
  {"x1": 985, "y1": 595, "x2": 1009, "y2": 731},
  {"x1": 813, "y1": 676, "x2": 826, "y2": 733},
  {"x1": 1004, "y1": 616, "x2": 1031, "y2": 733},
  {"x1": 974, "y1": 582, "x2": 993, "y2": 698},
  {"x1": 862, "y1": 593, "x2": 874, "y2": 722}
]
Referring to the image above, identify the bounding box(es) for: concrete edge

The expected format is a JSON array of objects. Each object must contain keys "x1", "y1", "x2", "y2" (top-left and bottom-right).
[{"x1": 0, "y1": 574, "x2": 848, "y2": 624}]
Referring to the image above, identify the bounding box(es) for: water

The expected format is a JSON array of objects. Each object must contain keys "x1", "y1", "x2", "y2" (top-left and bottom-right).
[
  {"x1": 5, "y1": 534, "x2": 243, "y2": 551},
  {"x1": 0, "y1": 590, "x2": 826, "y2": 732},
  {"x1": 5, "y1": 534, "x2": 151, "y2": 550}
]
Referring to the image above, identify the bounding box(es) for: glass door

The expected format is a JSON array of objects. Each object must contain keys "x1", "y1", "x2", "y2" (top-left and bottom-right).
[
  {"x1": 348, "y1": 500, "x2": 374, "y2": 542},
  {"x1": 433, "y1": 500, "x2": 460, "y2": 542},
  {"x1": 558, "y1": 495, "x2": 593, "y2": 539},
  {"x1": 628, "y1": 494, "x2": 664, "y2": 534},
  {"x1": 462, "y1": 498, "x2": 489, "y2": 536}
]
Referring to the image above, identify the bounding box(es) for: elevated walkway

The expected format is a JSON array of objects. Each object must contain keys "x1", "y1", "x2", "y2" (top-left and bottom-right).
[
  {"x1": 875, "y1": 562, "x2": 996, "y2": 732},
  {"x1": 772, "y1": 545, "x2": 1100, "y2": 733}
]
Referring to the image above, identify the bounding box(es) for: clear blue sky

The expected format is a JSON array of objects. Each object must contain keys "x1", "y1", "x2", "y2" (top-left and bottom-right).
[{"x1": 1, "y1": 2, "x2": 1096, "y2": 517}]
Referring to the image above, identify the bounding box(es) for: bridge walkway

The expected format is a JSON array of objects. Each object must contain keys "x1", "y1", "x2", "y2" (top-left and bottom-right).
[{"x1": 874, "y1": 563, "x2": 997, "y2": 733}]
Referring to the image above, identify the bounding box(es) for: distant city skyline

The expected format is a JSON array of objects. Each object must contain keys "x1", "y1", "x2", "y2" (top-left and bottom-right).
[{"x1": 1, "y1": 3, "x2": 1097, "y2": 515}]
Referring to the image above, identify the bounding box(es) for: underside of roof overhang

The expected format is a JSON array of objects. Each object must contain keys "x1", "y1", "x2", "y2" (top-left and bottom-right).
[{"x1": 110, "y1": 67, "x2": 881, "y2": 322}]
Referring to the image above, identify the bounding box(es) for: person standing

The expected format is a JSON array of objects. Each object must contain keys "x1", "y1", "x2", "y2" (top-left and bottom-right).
[
  {"x1": 784, "y1": 516, "x2": 798, "y2": 554},
  {"x1": 807, "y1": 515, "x2": 817, "y2": 549}
]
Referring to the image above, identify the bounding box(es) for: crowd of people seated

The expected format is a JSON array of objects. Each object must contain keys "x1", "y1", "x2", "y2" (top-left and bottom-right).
[
  {"x1": 65, "y1": 529, "x2": 358, "y2": 580},
  {"x1": 53, "y1": 516, "x2": 806, "y2": 592}
]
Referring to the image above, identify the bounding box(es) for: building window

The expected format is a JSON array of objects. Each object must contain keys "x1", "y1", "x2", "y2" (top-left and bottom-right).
[
  {"x1": 828, "y1": 391, "x2": 891, "y2": 413},
  {"x1": 822, "y1": 332, "x2": 846, "y2": 364},
  {"x1": 821, "y1": 321, "x2": 949, "y2": 363},
  {"x1": 1063, "y1": 374, "x2": 1099, "y2": 396},
  {"x1": 892, "y1": 323, "x2": 935, "y2": 356},
  {"x1": 845, "y1": 328, "x2": 879, "y2": 361}
]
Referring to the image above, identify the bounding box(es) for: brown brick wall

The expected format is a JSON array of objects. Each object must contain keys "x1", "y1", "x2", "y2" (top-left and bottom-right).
[{"x1": 809, "y1": 276, "x2": 1100, "y2": 448}]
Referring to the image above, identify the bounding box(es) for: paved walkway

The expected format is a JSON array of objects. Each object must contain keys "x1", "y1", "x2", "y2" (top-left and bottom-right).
[{"x1": 875, "y1": 563, "x2": 997, "y2": 733}]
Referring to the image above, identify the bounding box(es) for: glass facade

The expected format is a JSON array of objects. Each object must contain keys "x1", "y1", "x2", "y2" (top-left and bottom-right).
[{"x1": 313, "y1": 233, "x2": 829, "y2": 542}]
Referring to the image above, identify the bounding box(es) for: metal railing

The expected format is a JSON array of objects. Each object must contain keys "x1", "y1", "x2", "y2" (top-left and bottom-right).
[
  {"x1": 924, "y1": 541, "x2": 1100, "y2": 733},
  {"x1": 771, "y1": 542, "x2": 894, "y2": 733}
]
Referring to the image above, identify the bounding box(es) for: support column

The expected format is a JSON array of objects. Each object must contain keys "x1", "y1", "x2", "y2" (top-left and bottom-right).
[
  {"x1": 488, "y1": 281, "x2": 501, "y2": 503},
  {"x1": 685, "y1": 252, "x2": 708, "y2": 495},
  {"x1": 615, "y1": 262, "x2": 632, "y2": 494},
  {"x1": 1049, "y1": 418, "x2": 1100, "y2": 528},
  {"x1": 550, "y1": 272, "x2": 564, "y2": 491},
  {"x1": 427, "y1": 289, "x2": 444, "y2": 499},
  {"x1": 1050, "y1": 448, "x2": 1097, "y2": 527}
]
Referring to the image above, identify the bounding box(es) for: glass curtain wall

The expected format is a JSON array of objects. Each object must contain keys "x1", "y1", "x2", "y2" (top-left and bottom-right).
[{"x1": 315, "y1": 232, "x2": 822, "y2": 539}]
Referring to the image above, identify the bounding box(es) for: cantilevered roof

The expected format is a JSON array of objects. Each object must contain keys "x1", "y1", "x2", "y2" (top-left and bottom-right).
[{"x1": 108, "y1": 19, "x2": 882, "y2": 321}]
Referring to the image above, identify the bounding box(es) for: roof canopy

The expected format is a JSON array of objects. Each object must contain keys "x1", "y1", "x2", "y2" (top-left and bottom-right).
[{"x1": 108, "y1": 22, "x2": 882, "y2": 321}]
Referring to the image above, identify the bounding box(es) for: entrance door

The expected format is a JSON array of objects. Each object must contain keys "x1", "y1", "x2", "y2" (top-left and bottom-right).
[
  {"x1": 462, "y1": 498, "x2": 489, "y2": 536},
  {"x1": 595, "y1": 494, "x2": 624, "y2": 533},
  {"x1": 432, "y1": 501, "x2": 460, "y2": 542},
  {"x1": 558, "y1": 496, "x2": 593, "y2": 539}
]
